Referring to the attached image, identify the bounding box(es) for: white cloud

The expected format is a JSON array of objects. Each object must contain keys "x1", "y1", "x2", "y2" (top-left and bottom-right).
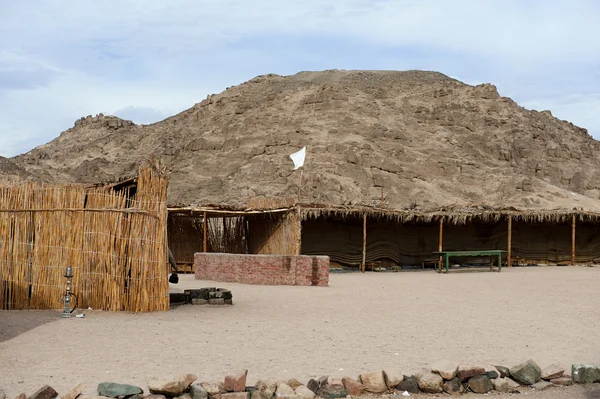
[{"x1": 0, "y1": 0, "x2": 599, "y2": 156}]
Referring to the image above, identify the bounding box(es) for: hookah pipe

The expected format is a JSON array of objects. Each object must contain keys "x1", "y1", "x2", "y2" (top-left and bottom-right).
[{"x1": 61, "y1": 266, "x2": 78, "y2": 317}]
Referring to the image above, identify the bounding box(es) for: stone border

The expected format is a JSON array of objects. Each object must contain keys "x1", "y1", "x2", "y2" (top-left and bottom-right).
[
  {"x1": 170, "y1": 288, "x2": 233, "y2": 306},
  {"x1": 4, "y1": 362, "x2": 600, "y2": 399}
]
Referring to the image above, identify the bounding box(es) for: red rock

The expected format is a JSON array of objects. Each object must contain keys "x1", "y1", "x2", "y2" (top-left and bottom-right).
[
  {"x1": 224, "y1": 370, "x2": 248, "y2": 392},
  {"x1": 456, "y1": 366, "x2": 486, "y2": 382},
  {"x1": 13, "y1": 394, "x2": 26, "y2": 399},
  {"x1": 341, "y1": 378, "x2": 364, "y2": 396},
  {"x1": 551, "y1": 377, "x2": 572, "y2": 386},
  {"x1": 541, "y1": 364, "x2": 564, "y2": 381},
  {"x1": 28, "y1": 386, "x2": 58, "y2": 399}
]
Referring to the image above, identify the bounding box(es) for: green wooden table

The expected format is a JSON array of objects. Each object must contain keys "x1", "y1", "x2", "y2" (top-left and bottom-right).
[{"x1": 434, "y1": 250, "x2": 506, "y2": 273}]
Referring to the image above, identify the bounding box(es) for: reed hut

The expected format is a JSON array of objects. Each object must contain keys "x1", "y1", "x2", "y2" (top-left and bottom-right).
[
  {"x1": 0, "y1": 166, "x2": 169, "y2": 311},
  {"x1": 167, "y1": 202, "x2": 600, "y2": 270}
]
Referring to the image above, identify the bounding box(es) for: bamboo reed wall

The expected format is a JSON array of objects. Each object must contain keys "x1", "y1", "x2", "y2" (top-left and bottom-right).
[
  {"x1": 0, "y1": 167, "x2": 169, "y2": 312},
  {"x1": 168, "y1": 214, "x2": 204, "y2": 264},
  {"x1": 247, "y1": 212, "x2": 301, "y2": 256},
  {"x1": 206, "y1": 216, "x2": 247, "y2": 254}
]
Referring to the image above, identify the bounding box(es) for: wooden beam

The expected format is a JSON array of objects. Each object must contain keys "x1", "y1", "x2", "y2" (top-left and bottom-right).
[
  {"x1": 362, "y1": 213, "x2": 367, "y2": 273},
  {"x1": 203, "y1": 211, "x2": 207, "y2": 252},
  {"x1": 507, "y1": 216, "x2": 512, "y2": 267},
  {"x1": 572, "y1": 214, "x2": 576, "y2": 265},
  {"x1": 438, "y1": 218, "x2": 444, "y2": 273}
]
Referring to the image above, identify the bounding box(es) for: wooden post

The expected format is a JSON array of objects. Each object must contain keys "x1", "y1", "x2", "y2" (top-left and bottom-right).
[
  {"x1": 571, "y1": 214, "x2": 576, "y2": 265},
  {"x1": 203, "y1": 211, "x2": 207, "y2": 252},
  {"x1": 507, "y1": 216, "x2": 512, "y2": 268},
  {"x1": 296, "y1": 208, "x2": 302, "y2": 256},
  {"x1": 297, "y1": 169, "x2": 304, "y2": 203},
  {"x1": 438, "y1": 218, "x2": 443, "y2": 273},
  {"x1": 362, "y1": 213, "x2": 367, "y2": 273}
]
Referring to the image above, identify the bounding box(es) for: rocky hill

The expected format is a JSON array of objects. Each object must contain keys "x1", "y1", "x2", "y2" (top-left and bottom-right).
[
  {"x1": 0, "y1": 156, "x2": 34, "y2": 183},
  {"x1": 8, "y1": 70, "x2": 600, "y2": 211}
]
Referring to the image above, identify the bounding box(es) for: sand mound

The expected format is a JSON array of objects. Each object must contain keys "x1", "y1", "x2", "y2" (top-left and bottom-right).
[{"x1": 8, "y1": 70, "x2": 600, "y2": 211}]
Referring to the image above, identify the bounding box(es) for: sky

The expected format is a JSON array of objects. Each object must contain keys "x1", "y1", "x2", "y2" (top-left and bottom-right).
[{"x1": 1, "y1": 0, "x2": 599, "y2": 157}]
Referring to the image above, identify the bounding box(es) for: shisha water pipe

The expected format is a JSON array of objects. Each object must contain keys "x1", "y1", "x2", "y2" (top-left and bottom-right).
[{"x1": 61, "y1": 266, "x2": 78, "y2": 317}]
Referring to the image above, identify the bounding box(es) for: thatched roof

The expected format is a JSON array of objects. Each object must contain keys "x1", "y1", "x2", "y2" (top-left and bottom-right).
[{"x1": 168, "y1": 202, "x2": 599, "y2": 224}]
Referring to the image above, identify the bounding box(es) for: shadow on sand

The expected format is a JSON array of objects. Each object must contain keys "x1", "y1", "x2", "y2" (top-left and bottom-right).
[{"x1": 0, "y1": 310, "x2": 61, "y2": 343}]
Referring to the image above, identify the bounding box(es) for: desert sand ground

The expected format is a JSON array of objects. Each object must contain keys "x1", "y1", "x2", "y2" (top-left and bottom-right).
[{"x1": 1, "y1": 267, "x2": 600, "y2": 399}]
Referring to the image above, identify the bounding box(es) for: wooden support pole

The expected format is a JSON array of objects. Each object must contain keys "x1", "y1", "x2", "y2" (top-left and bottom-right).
[
  {"x1": 296, "y1": 208, "x2": 302, "y2": 256},
  {"x1": 203, "y1": 211, "x2": 207, "y2": 252},
  {"x1": 507, "y1": 216, "x2": 512, "y2": 268},
  {"x1": 362, "y1": 213, "x2": 367, "y2": 273},
  {"x1": 438, "y1": 218, "x2": 444, "y2": 273},
  {"x1": 571, "y1": 214, "x2": 576, "y2": 265}
]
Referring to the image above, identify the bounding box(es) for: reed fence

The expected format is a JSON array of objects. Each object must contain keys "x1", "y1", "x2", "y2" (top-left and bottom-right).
[{"x1": 0, "y1": 167, "x2": 169, "y2": 312}]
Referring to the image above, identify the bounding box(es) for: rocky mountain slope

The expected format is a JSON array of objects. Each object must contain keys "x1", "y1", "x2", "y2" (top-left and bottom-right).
[
  {"x1": 0, "y1": 156, "x2": 34, "y2": 183},
  {"x1": 8, "y1": 70, "x2": 600, "y2": 211}
]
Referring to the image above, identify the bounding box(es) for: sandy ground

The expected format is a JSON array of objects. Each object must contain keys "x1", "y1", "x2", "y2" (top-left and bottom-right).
[{"x1": 1, "y1": 266, "x2": 600, "y2": 399}]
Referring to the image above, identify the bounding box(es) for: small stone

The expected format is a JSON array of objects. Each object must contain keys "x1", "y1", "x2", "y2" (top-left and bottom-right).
[
  {"x1": 442, "y1": 377, "x2": 462, "y2": 394},
  {"x1": 190, "y1": 384, "x2": 208, "y2": 399},
  {"x1": 485, "y1": 370, "x2": 499, "y2": 380},
  {"x1": 493, "y1": 365, "x2": 510, "y2": 378},
  {"x1": 224, "y1": 299, "x2": 233, "y2": 305},
  {"x1": 147, "y1": 378, "x2": 184, "y2": 396},
  {"x1": 531, "y1": 381, "x2": 552, "y2": 391},
  {"x1": 250, "y1": 391, "x2": 271, "y2": 399},
  {"x1": 467, "y1": 375, "x2": 492, "y2": 394},
  {"x1": 209, "y1": 298, "x2": 225, "y2": 305},
  {"x1": 224, "y1": 370, "x2": 248, "y2": 392},
  {"x1": 396, "y1": 376, "x2": 419, "y2": 394},
  {"x1": 293, "y1": 386, "x2": 314, "y2": 399},
  {"x1": 63, "y1": 383, "x2": 86, "y2": 399},
  {"x1": 358, "y1": 371, "x2": 387, "y2": 393},
  {"x1": 255, "y1": 380, "x2": 277, "y2": 398},
  {"x1": 317, "y1": 378, "x2": 346, "y2": 399},
  {"x1": 416, "y1": 372, "x2": 443, "y2": 394},
  {"x1": 201, "y1": 382, "x2": 224, "y2": 396},
  {"x1": 181, "y1": 375, "x2": 198, "y2": 391},
  {"x1": 509, "y1": 359, "x2": 542, "y2": 385},
  {"x1": 430, "y1": 360, "x2": 459, "y2": 380},
  {"x1": 383, "y1": 370, "x2": 403, "y2": 389},
  {"x1": 13, "y1": 394, "x2": 26, "y2": 399},
  {"x1": 191, "y1": 298, "x2": 208, "y2": 305},
  {"x1": 275, "y1": 383, "x2": 295, "y2": 399},
  {"x1": 492, "y1": 377, "x2": 511, "y2": 392},
  {"x1": 174, "y1": 394, "x2": 192, "y2": 399},
  {"x1": 551, "y1": 377, "x2": 572, "y2": 386},
  {"x1": 541, "y1": 364, "x2": 564, "y2": 381},
  {"x1": 572, "y1": 364, "x2": 600, "y2": 384},
  {"x1": 340, "y1": 378, "x2": 363, "y2": 396},
  {"x1": 97, "y1": 383, "x2": 142, "y2": 398},
  {"x1": 146, "y1": 395, "x2": 168, "y2": 399},
  {"x1": 456, "y1": 366, "x2": 485, "y2": 382},
  {"x1": 286, "y1": 380, "x2": 303, "y2": 390},
  {"x1": 221, "y1": 393, "x2": 248, "y2": 399},
  {"x1": 305, "y1": 380, "x2": 319, "y2": 395},
  {"x1": 29, "y1": 386, "x2": 58, "y2": 399}
]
